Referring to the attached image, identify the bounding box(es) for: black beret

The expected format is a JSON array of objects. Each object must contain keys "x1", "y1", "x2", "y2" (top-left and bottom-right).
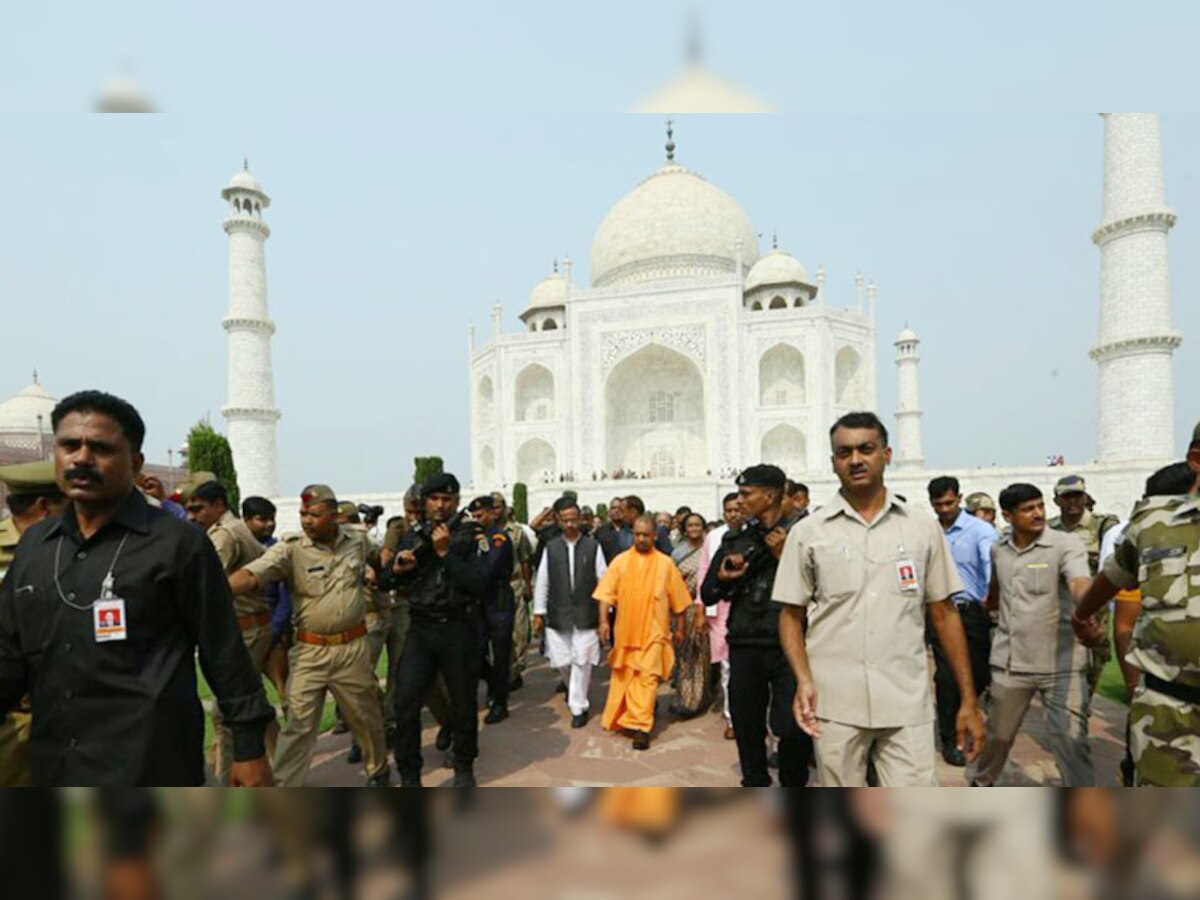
[
  {"x1": 420, "y1": 473, "x2": 461, "y2": 497},
  {"x1": 736, "y1": 464, "x2": 787, "y2": 490}
]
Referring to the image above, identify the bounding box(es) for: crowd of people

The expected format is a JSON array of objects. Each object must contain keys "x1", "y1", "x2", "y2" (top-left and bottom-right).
[{"x1": 0, "y1": 390, "x2": 1198, "y2": 788}]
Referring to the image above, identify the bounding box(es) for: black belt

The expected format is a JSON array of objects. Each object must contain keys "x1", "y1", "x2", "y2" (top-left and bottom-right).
[
  {"x1": 954, "y1": 598, "x2": 985, "y2": 612},
  {"x1": 1144, "y1": 674, "x2": 1200, "y2": 707}
]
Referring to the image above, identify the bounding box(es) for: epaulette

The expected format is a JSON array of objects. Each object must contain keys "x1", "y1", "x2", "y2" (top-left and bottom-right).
[{"x1": 282, "y1": 532, "x2": 304, "y2": 544}]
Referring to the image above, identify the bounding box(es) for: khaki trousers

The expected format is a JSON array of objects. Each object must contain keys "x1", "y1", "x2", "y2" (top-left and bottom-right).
[
  {"x1": 813, "y1": 720, "x2": 938, "y2": 786},
  {"x1": 971, "y1": 668, "x2": 1094, "y2": 787},
  {"x1": 212, "y1": 624, "x2": 278, "y2": 785},
  {"x1": 510, "y1": 588, "x2": 532, "y2": 679},
  {"x1": 273, "y1": 636, "x2": 389, "y2": 786},
  {"x1": 0, "y1": 708, "x2": 32, "y2": 786}
]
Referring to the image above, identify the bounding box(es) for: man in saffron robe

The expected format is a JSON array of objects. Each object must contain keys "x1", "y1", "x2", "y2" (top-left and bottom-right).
[{"x1": 594, "y1": 515, "x2": 694, "y2": 750}]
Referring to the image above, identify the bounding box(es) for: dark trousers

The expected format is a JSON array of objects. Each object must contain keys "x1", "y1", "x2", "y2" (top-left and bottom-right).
[
  {"x1": 928, "y1": 602, "x2": 993, "y2": 745},
  {"x1": 479, "y1": 605, "x2": 515, "y2": 708},
  {"x1": 728, "y1": 644, "x2": 813, "y2": 787},
  {"x1": 393, "y1": 616, "x2": 481, "y2": 778}
]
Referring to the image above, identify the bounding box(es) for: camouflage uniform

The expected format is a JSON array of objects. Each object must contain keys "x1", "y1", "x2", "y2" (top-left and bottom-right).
[
  {"x1": 506, "y1": 520, "x2": 534, "y2": 683},
  {"x1": 1050, "y1": 506, "x2": 1120, "y2": 693},
  {"x1": 1104, "y1": 493, "x2": 1200, "y2": 786}
]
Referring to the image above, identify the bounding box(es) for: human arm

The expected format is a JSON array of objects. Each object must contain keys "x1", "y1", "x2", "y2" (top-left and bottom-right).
[
  {"x1": 532, "y1": 552, "x2": 550, "y2": 635},
  {"x1": 779, "y1": 606, "x2": 819, "y2": 737},
  {"x1": 593, "y1": 557, "x2": 621, "y2": 644},
  {"x1": 927, "y1": 600, "x2": 985, "y2": 761},
  {"x1": 1113, "y1": 594, "x2": 1142, "y2": 699},
  {"x1": 235, "y1": 539, "x2": 292, "y2": 596},
  {"x1": 0, "y1": 573, "x2": 29, "y2": 716},
  {"x1": 530, "y1": 507, "x2": 555, "y2": 530}
]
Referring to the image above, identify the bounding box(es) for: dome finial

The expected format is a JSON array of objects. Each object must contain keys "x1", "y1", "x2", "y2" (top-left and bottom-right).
[
  {"x1": 665, "y1": 119, "x2": 676, "y2": 161},
  {"x1": 243, "y1": 156, "x2": 249, "y2": 172},
  {"x1": 772, "y1": 230, "x2": 778, "y2": 250},
  {"x1": 31, "y1": 368, "x2": 38, "y2": 385},
  {"x1": 553, "y1": 257, "x2": 559, "y2": 274},
  {"x1": 685, "y1": 11, "x2": 703, "y2": 65}
]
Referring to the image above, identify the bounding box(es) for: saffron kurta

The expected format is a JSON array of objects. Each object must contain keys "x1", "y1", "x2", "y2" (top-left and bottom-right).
[{"x1": 593, "y1": 548, "x2": 693, "y2": 733}]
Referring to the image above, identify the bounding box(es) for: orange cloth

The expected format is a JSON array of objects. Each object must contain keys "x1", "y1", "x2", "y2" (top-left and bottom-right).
[
  {"x1": 594, "y1": 549, "x2": 693, "y2": 733},
  {"x1": 1114, "y1": 588, "x2": 1142, "y2": 604},
  {"x1": 600, "y1": 787, "x2": 681, "y2": 835}
]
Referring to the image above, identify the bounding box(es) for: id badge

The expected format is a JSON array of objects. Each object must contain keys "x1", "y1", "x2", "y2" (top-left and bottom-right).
[
  {"x1": 896, "y1": 560, "x2": 920, "y2": 594},
  {"x1": 94, "y1": 598, "x2": 128, "y2": 642}
]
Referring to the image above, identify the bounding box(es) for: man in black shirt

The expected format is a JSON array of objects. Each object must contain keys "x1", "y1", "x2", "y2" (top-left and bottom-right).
[{"x1": 0, "y1": 390, "x2": 275, "y2": 786}]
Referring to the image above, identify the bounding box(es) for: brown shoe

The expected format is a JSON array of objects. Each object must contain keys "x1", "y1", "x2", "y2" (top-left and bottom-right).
[{"x1": 723, "y1": 726, "x2": 736, "y2": 741}]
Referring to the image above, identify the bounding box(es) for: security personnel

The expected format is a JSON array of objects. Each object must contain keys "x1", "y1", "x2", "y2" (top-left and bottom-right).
[
  {"x1": 1076, "y1": 421, "x2": 1200, "y2": 785},
  {"x1": 0, "y1": 460, "x2": 66, "y2": 786},
  {"x1": 468, "y1": 496, "x2": 515, "y2": 724},
  {"x1": 184, "y1": 479, "x2": 278, "y2": 785},
  {"x1": 492, "y1": 492, "x2": 534, "y2": 693},
  {"x1": 1049, "y1": 475, "x2": 1120, "y2": 693},
  {"x1": 965, "y1": 492, "x2": 999, "y2": 528},
  {"x1": 386, "y1": 473, "x2": 498, "y2": 787},
  {"x1": 701, "y1": 464, "x2": 811, "y2": 787},
  {"x1": 230, "y1": 484, "x2": 390, "y2": 786}
]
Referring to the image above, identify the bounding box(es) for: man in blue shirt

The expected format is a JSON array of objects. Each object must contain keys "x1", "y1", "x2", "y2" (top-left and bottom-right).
[{"x1": 928, "y1": 476, "x2": 997, "y2": 766}]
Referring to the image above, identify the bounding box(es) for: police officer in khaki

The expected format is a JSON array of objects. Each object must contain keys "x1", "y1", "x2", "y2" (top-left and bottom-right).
[
  {"x1": 230, "y1": 484, "x2": 390, "y2": 786},
  {"x1": 183, "y1": 477, "x2": 279, "y2": 784},
  {"x1": 774, "y1": 411, "x2": 985, "y2": 786},
  {"x1": 1077, "y1": 420, "x2": 1200, "y2": 786},
  {"x1": 0, "y1": 459, "x2": 66, "y2": 786},
  {"x1": 1049, "y1": 474, "x2": 1120, "y2": 692},
  {"x1": 970, "y1": 483, "x2": 1095, "y2": 787}
]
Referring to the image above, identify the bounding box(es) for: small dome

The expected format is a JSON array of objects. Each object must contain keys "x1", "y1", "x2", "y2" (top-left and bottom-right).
[
  {"x1": 896, "y1": 327, "x2": 919, "y2": 344},
  {"x1": 745, "y1": 249, "x2": 810, "y2": 293},
  {"x1": 526, "y1": 272, "x2": 569, "y2": 312},
  {"x1": 591, "y1": 162, "x2": 759, "y2": 288},
  {"x1": 0, "y1": 381, "x2": 57, "y2": 435},
  {"x1": 228, "y1": 169, "x2": 263, "y2": 193}
]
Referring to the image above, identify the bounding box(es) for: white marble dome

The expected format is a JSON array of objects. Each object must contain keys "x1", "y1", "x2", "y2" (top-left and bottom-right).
[
  {"x1": 896, "y1": 326, "x2": 919, "y2": 343},
  {"x1": 590, "y1": 161, "x2": 760, "y2": 288},
  {"x1": 526, "y1": 271, "x2": 569, "y2": 311},
  {"x1": 745, "y1": 249, "x2": 810, "y2": 293},
  {"x1": 0, "y1": 381, "x2": 57, "y2": 435},
  {"x1": 227, "y1": 169, "x2": 264, "y2": 194}
]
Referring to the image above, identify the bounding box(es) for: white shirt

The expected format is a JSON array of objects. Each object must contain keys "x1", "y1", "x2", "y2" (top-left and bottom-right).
[{"x1": 533, "y1": 534, "x2": 608, "y2": 616}]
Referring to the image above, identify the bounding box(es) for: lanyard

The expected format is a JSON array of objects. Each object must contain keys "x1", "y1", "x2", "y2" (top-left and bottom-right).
[{"x1": 53, "y1": 533, "x2": 129, "y2": 611}]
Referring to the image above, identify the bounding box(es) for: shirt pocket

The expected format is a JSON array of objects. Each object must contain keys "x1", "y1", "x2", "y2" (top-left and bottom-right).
[
  {"x1": 812, "y1": 543, "x2": 863, "y2": 602},
  {"x1": 297, "y1": 563, "x2": 330, "y2": 597},
  {"x1": 1015, "y1": 562, "x2": 1052, "y2": 596},
  {"x1": 1137, "y1": 553, "x2": 1188, "y2": 610}
]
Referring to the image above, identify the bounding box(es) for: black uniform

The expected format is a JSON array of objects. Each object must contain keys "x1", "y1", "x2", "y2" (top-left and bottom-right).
[
  {"x1": 0, "y1": 489, "x2": 275, "y2": 786},
  {"x1": 386, "y1": 513, "x2": 500, "y2": 782},
  {"x1": 701, "y1": 517, "x2": 813, "y2": 787},
  {"x1": 477, "y1": 525, "x2": 515, "y2": 713}
]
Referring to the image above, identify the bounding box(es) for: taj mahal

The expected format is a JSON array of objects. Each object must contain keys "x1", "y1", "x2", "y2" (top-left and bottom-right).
[{"x1": 0, "y1": 115, "x2": 1184, "y2": 527}]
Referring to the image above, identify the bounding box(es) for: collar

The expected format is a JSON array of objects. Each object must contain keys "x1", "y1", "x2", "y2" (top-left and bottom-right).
[
  {"x1": 998, "y1": 527, "x2": 1054, "y2": 550},
  {"x1": 298, "y1": 523, "x2": 352, "y2": 551},
  {"x1": 47, "y1": 488, "x2": 153, "y2": 542},
  {"x1": 208, "y1": 508, "x2": 239, "y2": 536},
  {"x1": 1172, "y1": 494, "x2": 1200, "y2": 519},
  {"x1": 818, "y1": 489, "x2": 906, "y2": 526}
]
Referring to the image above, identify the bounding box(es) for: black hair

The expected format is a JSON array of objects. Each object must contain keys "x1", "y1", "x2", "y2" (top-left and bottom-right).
[
  {"x1": 242, "y1": 496, "x2": 276, "y2": 518},
  {"x1": 7, "y1": 487, "x2": 65, "y2": 517},
  {"x1": 829, "y1": 411, "x2": 889, "y2": 448},
  {"x1": 675, "y1": 505, "x2": 692, "y2": 518},
  {"x1": 722, "y1": 492, "x2": 739, "y2": 507},
  {"x1": 682, "y1": 512, "x2": 706, "y2": 530},
  {"x1": 999, "y1": 483, "x2": 1043, "y2": 512},
  {"x1": 1146, "y1": 462, "x2": 1196, "y2": 497},
  {"x1": 786, "y1": 480, "x2": 809, "y2": 498},
  {"x1": 51, "y1": 390, "x2": 146, "y2": 454},
  {"x1": 624, "y1": 495, "x2": 646, "y2": 515},
  {"x1": 192, "y1": 480, "x2": 229, "y2": 507},
  {"x1": 927, "y1": 476, "x2": 961, "y2": 499},
  {"x1": 552, "y1": 496, "x2": 579, "y2": 514}
]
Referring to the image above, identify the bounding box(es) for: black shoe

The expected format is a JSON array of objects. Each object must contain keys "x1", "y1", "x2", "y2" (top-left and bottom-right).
[
  {"x1": 767, "y1": 751, "x2": 779, "y2": 769},
  {"x1": 452, "y1": 766, "x2": 477, "y2": 788},
  {"x1": 346, "y1": 741, "x2": 363, "y2": 765},
  {"x1": 435, "y1": 724, "x2": 454, "y2": 752},
  {"x1": 484, "y1": 705, "x2": 509, "y2": 725},
  {"x1": 443, "y1": 750, "x2": 456, "y2": 770},
  {"x1": 631, "y1": 731, "x2": 651, "y2": 751},
  {"x1": 366, "y1": 771, "x2": 392, "y2": 787},
  {"x1": 510, "y1": 674, "x2": 524, "y2": 691},
  {"x1": 555, "y1": 681, "x2": 568, "y2": 694},
  {"x1": 571, "y1": 711, "x2": 589, "y2": 729},
  {"x1": 941, "y1": 746, "x2": 967, "y2": 767},
  {"x1": 400, "y1": 773, "x2": 422, "y2": 788}
]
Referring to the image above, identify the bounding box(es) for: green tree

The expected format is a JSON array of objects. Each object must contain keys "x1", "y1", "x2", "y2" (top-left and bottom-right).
[
  {"x1": 187, "y1": 422, "x2": 240, "y2": 511},
  {"x1": 595, "y1": 501, "x2": 608, "y2": 523},
  {"x1": 512, "y1": 483, "x2": 529, "y2": 524},
  {"x1": 412, "y1": 456, "x2": 444, "y2": 487}
]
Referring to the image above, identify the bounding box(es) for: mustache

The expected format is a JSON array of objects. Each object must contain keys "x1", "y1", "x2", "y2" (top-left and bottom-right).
[{"x1": 63, "y1": 467, "x2": 101, "y2": 484}]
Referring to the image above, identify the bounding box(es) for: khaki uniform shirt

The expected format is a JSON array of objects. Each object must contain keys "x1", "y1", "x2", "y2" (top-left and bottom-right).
[
  {"x1": 244, "y1": 524, "x2": 371, "y2": 635},
  {"x1": 507, "y1": 521, "x2": 533, "y2": 597},
  {"x1": 773, "y1": 490, "x2": 963, "y2": 729},
  {"x1": 1049, "y1": 509, "x2": 1116, "y2": 576},
  {"x1": 207, "y1": 510, "x2": 267, "y2": 618},
  {"x1": 991, "y1": 528, "x2": 1090, "y2": 674}
]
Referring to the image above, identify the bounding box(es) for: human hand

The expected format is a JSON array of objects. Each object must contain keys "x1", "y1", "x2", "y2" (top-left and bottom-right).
[
  {"x1": 718, "y1": 554, "x2": 749, "y2": 581},
  {"x1": 598, "y1": 619, "x2": 611, "y2": 644},
  {"x1": 955, "y1": 702, "x2": 986, "y2": 763},
  {"x1": 392, "y1": 550, "x2": 418, "y2": 575},
  {"x1": 1071, "y1": 611, "x2": 1106, "y2": 648},
  {"x1": 533, "y1": 614, "x2": 544, "y2": 637},
  {"x1": 229, "y1": 756, "x2": 274, "y2": 787},
  {"x1": 765, "y1": 528, "x2": 787, "y2": 560},
  {"x1": 431, "y1": 524, "x2": 451, "y2": 557},
  {"x1": 793, "y1": 677, "x2": 821, "y2": 737}
]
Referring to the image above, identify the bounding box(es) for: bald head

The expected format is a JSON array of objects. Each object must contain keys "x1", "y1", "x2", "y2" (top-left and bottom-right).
[{"x1": 632, "y1": 514, "x2": 658, "y2": 554}]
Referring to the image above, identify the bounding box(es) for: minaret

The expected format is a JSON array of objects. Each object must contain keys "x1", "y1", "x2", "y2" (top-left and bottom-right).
[
  {"x1": 1092, "y1": 114, "x2": 1182, "y2": 462},
  {"x1": 894, "y1": 327, "x2": 924, "y2": 470},
  {"x1": 220, "y1": 162, "x2": 281, "y2": 499}
]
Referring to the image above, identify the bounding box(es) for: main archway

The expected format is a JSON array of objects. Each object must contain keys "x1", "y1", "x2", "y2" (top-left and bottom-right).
[
  {"x1": 516, "y1": 437, "x2": 556, "y2": 485},
  {"x1": 605, "y1": 344, "x2": 705, "y2": 478}
]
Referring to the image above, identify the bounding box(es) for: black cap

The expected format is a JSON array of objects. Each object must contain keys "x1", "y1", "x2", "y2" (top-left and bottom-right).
[
  {"x1": 420, "y1": 473, "x2": 461, "y2": 497},
  {"x1": 736, "y1": 464, "x2": 787, "y2": 490},
  {"x1": 467, "y1": 495, "x2": 496, "y2": 513}
]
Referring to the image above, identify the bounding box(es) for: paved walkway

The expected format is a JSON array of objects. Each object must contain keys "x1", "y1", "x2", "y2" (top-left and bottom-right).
[{"x1": 297, "y1": 657, "x2": 1126, "y2": 787}]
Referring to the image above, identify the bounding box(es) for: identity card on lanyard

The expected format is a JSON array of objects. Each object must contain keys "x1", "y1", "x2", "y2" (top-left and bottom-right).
[{"x1": 93, "y1": 574, "x2": 128, "y2": 643}]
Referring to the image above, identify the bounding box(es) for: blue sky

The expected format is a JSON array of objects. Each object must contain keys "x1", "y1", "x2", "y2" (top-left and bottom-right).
[{"x1": 1, "y1": 4, "x2": 1197, "y2": 494}]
